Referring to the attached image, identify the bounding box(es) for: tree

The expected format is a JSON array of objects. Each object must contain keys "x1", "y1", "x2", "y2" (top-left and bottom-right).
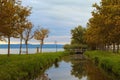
[
  {"x1": 23, "y1": 22, "x2": 34, "y2": 54},
  {"x1": 85, "y1": 0, "x2": 120, "y2": 52},
  {"x1": 0, "y1": 0, "x2": 22, "y2": 56},
  {"x1": 100, "y1": 0, "x2": 120, "y2": 52},
  {"x1": 16, "y1": 7, "x2": 31, "y2": 55},
  {"x1": 34, "y1": 27, "x2": 49, "y2": 53},
  {"x1": 71, "y1": 25, "x2": 86, "y2": 45},
  {"x1": 85, "y1": 15, "x2": 107, "y2": 50},
  {"x1": 0, "y1": 0, "x2": 32, "y2": 56}
]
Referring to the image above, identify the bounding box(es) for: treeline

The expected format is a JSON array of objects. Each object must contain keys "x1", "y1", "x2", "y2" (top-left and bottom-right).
[
  {"x1": 65, "y1": 0, "x2": 120, "y2": 53},
  {"x1": 85, "y1": 0, "x2": 120, "y2": 53},
  {"x1": 0, "y1": 0, "x2": 49, "y2": 56}
]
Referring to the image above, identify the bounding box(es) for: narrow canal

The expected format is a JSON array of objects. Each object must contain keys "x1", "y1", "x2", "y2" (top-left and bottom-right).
[{"x1": 35, "y1": 54, "x2": 114, "y2": 80}]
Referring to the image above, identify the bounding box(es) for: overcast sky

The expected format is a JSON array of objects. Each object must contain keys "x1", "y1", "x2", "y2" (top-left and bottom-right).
[{"x1": 1, "y1": 0, "x2": 101, "y2": 44}]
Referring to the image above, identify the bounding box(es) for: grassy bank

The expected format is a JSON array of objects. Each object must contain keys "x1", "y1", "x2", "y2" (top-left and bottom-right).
[
  {"x1": 0, "y1": 51, "x2": 69, "y2": 80},
  {"x1": 85, "y1": 50, "x2": 120, "y2": 79}
]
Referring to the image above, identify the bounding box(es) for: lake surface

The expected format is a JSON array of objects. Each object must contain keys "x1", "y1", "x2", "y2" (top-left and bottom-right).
[
  {"x1": 35, "y1": 54, "x2": 114, "y2": 80},
  {"x1": 0, "y1": 44, "x2": 64, "y2": 54},
  {"x1": 0, "y1": 48, "x2": 64, "y2": 54}
]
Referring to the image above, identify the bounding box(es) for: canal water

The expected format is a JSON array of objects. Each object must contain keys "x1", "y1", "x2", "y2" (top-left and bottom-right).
[{"x1": 35, "y1": 54, "x2": 114, "y2": 80}]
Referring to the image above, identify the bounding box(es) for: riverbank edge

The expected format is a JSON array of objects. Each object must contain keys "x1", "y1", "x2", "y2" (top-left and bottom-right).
[
  {"x1": 0, "y1": 51, "x2": 69, "y2": 80},
  {"x1": 84, "y1": 50, "x2": 120, "y2": 79}
]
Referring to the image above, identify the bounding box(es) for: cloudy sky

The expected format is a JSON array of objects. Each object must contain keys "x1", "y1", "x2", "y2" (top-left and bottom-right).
[{"x1": 1, "y1": 0, "x2": 101, "y2": 44}]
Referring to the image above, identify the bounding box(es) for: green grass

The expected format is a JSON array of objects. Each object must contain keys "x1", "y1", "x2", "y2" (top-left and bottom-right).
[
  {"x1": 84, "y1": 50, "x2": 120, "y2": 79},
  {"x1": 0, "y1": 51, "x2": 69, "y2": 80}
]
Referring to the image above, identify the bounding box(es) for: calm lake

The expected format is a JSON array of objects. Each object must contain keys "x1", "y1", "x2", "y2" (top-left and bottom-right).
[
  {"x1": 0, "y1": 44, "x2": 64, "y2": 54},
  {"x1": 35, "y1": 55, "x2": 114, "y2": 80},
  {"x1": 0, "y1": 48, "x2": 64, "y2": 54}
]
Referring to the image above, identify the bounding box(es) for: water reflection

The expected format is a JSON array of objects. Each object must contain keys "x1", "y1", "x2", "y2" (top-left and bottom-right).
[
  {"x1": 70, "y1": 54, "x2": 113, "y2": 80},
  {"x1": 54, "y1": 59, "x2": 59, "y2": 68},
  {"x1": 36, "y1": 55, "x2": 113, "y2": 80},
  {"x1": 71, "y1": 61, "x2": 86, "y2": 79}
]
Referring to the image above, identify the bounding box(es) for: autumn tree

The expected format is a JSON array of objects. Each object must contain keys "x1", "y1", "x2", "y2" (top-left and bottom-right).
[
  {"x1": 100, "y1": 0, "x2": 120, "y2": 52},
  {"x1": 85, "y1": 14, "x2": 107, "y2": 50},
  {"x1": 0, "y1": 0, "x2": 22, "y2": 56},
  {"x1": 22, "y1": 22, "x2": 34, "y2": 54},
  {"x1": 85, "y1": 0, "x2": 120, "y2": 52},
  {"x1": 34, "y1": 27, "x2": 49, "y2": 53},
  {"x1": 0, "y1": 0, "x2": 32, "y2": 56},
  {"x1": 16, "y1": 6, "x2": 31, "y2": 55}
]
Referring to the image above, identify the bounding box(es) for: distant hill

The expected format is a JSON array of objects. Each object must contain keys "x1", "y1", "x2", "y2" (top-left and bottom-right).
[{"x1": 0, "y1": 44, "x2": 64, "y2": 49}]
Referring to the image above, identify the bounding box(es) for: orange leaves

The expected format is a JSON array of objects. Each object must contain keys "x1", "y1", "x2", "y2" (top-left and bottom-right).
[
  {"x1": 85, "y1": 0, "x2": 120, "y2": 48},
  {"x1": 34, "y1": 27, "x2": 49, "y2": 41}
]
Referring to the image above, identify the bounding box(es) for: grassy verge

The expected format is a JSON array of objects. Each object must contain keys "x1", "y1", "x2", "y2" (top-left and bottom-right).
[
  {"x1": 0, "y1": 51, "x2": 69, "y2": 80},
  {"x1": 84, "y1": 50, "x2": 120, "y2": 79}
]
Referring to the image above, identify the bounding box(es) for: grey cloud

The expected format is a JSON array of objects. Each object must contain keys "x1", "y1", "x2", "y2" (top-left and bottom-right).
[{"x1": 21, "y1": 0, "x2": 101, "y2": 44}]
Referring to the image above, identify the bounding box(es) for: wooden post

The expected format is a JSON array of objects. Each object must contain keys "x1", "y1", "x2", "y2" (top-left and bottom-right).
[
  {"x1": 55, "y1": 41, "x2": 57, "y2": 52},
  {"x1": 36, "y1": 47, "x2": 39, "y2": 53}
]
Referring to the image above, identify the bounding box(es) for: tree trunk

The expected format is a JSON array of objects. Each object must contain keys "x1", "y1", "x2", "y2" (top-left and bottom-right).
[
  {"x1": 8, "y1": 37, "x2": 10, "y2": 56},
  {"x1": 113, "y1": 43, "x2": 115, "y2": 53},
  {"x1": 55, "y1": 41, "x2": 57, "y2": 52},
  {"x1": 26, "y1": 40, "x2": 28, "y2": 54},
  {"x1": 36, "y1": 47, "x2": 39, "y2": 53},
  {"x1": 40, "y1": 43, "x2": 43, "y2": 53},
  {"x1": 104, "y1": 44, "x2": 107, "y2": 51},
  {"x1": 19, "y1": 37, "x2": 22, "y2": 55},
  {"x1": 107, "y1": 44, "x2": 110, "y2": 52},
  {"x1": 100, "y1": 44, "x2": 104, "y2": 51},
  {"x1": 116, "y1": 44, "x2": 119, "y2": 53},
  {"x1": 56, "y1": 43, "x2": 57, "y2": 52},
  {"x1": 40, "y1": 40, "x2": 43, "y2": 53}
]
